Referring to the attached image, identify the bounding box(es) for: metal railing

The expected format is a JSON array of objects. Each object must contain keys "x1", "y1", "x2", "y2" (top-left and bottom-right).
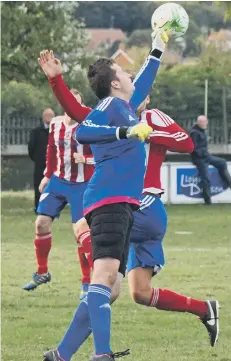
[
  {"x1": 1, "y1": 116, "x2": 41, "y2": 147},
  {"x1": 1, "y1": 115, "x2": 231, "y2": 154}
]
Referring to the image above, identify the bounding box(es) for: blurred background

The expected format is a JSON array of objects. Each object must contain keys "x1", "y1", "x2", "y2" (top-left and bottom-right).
[{"x1": 1, "y1": 1, "x2": 231, "y2": 191}]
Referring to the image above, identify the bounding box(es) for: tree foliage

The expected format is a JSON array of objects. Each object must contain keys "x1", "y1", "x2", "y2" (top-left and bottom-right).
[
  {"x1": 75, "y1": 1, "x2": 231, "y2": 57},
  {"x1": 216, "y1": 2, "x2": 231, "y2": 21},
  {"x1": 1, "y1": 81, "x2": 62, "y2": 119},
  {"x1": 148, "y1": 46, "x2": 231, "y2": 133},
  {"x1": 1, "y1": 2, "x2": 90, "y2": 85}
]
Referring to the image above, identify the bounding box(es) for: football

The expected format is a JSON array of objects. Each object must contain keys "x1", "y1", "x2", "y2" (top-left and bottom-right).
[{"x1": 151, "y1": 2, "x2": 189, "y2": 39}]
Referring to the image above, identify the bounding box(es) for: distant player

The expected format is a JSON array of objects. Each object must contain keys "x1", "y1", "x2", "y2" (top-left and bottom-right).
[
  {"x1": 23, "y1": 90, "x2": 94, "y2": 300},
  {"x1": 42, "y1": 30, "x2": 168, "y2": 361}
]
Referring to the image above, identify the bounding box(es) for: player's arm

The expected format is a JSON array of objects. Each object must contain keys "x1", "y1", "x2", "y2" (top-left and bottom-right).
[
  {"x1": 84, "y1": 154, "x2": 95, "y2": 165},
  {"x1": 39, "y1": 122, "x2": 57, "y2": 193},
  {"x1": 73, "y1": 153, "x2": 95, "y2": 165},
  {"x1": 76, "y1": 103, "x2": 152, "y2": 144},
  {"x1": 144, "y1": 109, "x2": 194, "y2": 153},
  {"x1": 49, "y1": 75, "x2": 92, "y2": 122},
  {"x1": 38, "y1": 50, "x2": 92, "y2": 122},
  {"x1": 43, "y1": 122, "x2": 57, "y2": 178},
  {"x1": 129, "y1": 31, "x2": 168, "y2": 112}
]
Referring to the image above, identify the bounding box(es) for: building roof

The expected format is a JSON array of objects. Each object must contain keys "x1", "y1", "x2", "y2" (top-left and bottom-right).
[
  {"x1": 111, "y1": 48, "x2": 134, "y2": 65},
  {"x1": 208, "y1": 29, "x2": 231, "y2": 41},
  {"x1": 88, "y1": 28, "x2": 127, "y2": 50}
]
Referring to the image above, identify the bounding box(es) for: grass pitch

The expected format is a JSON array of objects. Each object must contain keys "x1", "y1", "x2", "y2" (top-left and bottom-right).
[{"x1": 2, "y1": 191, "x2": 231, "y2": 361}]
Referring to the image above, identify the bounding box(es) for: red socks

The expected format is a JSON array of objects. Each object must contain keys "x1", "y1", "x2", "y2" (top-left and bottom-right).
[
  {"x1": 76, "y1": 231, "x2": 93, "y2": 284},
  {"x1": 149, "y1": 288, "x2": 207, "y2": 318},
  {"x1": 34, "y1": 232, "x2": 52, "y2": 274}
]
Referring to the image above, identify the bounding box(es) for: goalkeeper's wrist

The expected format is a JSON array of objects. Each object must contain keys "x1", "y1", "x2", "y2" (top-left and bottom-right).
[
  {"x1": 116, "y1": 127, "x2": 132, "y2": 140},
  {"x1": 149, "y1": 48, "x2": 163, "y2": 60}
]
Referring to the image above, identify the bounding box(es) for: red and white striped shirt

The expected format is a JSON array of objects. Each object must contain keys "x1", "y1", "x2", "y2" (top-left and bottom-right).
[
  {"x1": 141, "y1": 109, "x2": 194, "y2": 194},
  {"x1": 44, "y1": 116, "x2": 94, "y2": 182}
]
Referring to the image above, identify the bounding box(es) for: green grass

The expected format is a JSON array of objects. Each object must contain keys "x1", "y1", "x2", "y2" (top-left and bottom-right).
[{"x1": 2, "y1": 191, "x2": 231, "y2": 361}]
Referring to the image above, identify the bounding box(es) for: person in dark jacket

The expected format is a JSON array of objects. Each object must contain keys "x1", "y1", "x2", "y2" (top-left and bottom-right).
[
  {"x1": 190, "y1": 115, "x2": 231, "y2": 204},
  {"x1": 28, "y1": 108, "x2": 55, "y2": 211}
]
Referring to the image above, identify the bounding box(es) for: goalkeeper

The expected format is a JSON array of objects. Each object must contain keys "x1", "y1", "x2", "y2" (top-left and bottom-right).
[{"x1": 42, "y1": 30, "x2": 167, "y2": 361}]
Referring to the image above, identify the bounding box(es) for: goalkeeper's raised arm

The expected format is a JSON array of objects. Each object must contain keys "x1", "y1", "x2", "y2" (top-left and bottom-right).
[{"x1": 130, "y1": 30, "x2": 168, "y2": 112}]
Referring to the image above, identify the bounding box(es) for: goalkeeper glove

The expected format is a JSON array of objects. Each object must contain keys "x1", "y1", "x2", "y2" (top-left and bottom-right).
[
  {"x1": 149, "y1": 29, "x2": 169, "y2": 59},
  {"x1": 117, "y1": 123, "x2": 152, "y2": 142}
]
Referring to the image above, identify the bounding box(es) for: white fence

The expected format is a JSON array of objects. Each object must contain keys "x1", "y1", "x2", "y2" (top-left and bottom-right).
[{"x1": 162, "y1": 162, "x2": 231, "y2": 204}]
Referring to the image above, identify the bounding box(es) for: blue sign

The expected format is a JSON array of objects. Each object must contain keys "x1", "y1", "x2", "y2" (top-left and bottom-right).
[{"x1": 177, "y1": 167, "x2": 228, "y2": 198}]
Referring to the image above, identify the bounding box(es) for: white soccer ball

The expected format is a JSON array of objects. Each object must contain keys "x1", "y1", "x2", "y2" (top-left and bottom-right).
[{"x1": 151, "y1": 3, "x2": 189, "y2": 39}]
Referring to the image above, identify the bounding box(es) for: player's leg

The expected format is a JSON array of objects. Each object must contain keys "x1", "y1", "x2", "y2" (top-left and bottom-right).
[
  {"x1": 128, "y1": 251, "x2": 219, "y2": 346},
  {"x1": 208, "y1": 154, "x2": 231, "y2": 187},
  {"x1": 23, "y1": 175, "x2": 67, "y2": 291},
  {"x1": 24, "y1": 214, "x2": 53, "y2": 291},
  {"x1": 44, "y1": 273, "x2": 123, "y2": 361},
  {"x1": 86, "y1": 203, "x2": 133, "y2": 359},
  {"x1": 127, "y1": 195, "x2": 219, "y2": 346},
  {"x1": 72, "y1": 218, "x2": 92, "y2": 300},
  {"x1": 44, "y1": 203, "x2": 132, "y2": 361},
  {"x1": 67, "y1": 181, "x2": 92, "y2": 299}
]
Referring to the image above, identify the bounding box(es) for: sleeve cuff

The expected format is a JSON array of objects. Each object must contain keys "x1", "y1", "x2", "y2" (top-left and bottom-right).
[
  {"x1": 48, "y1": 74, "x2": 63, "y2": 84},
  {"x1": 149, "y1": 49, "x2": 162, "y2": 60}
]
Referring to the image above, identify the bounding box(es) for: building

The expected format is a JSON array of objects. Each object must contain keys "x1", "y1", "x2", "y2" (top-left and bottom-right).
[
  {"x1": 111, "y1": 43, "x2": 134, "y2": 69},
  {"x1": 88, "y1": 28, "x2": 127, "y2": 51},
  {"x1": 207, "y1": 29, "x2": 231, "y2": 50}
]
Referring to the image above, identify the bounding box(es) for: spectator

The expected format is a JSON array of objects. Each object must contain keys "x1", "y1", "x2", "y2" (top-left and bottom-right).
[
  {"x1": 190, "y1": 115, "x2": 231, "y2": 204},
  {"x1": 28, "y1": 108, "x2": 55, "y2": 212}
]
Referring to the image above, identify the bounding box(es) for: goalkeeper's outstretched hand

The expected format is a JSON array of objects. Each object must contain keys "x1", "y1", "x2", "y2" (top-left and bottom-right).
[
  {"x1": 151, "y1": 29, "x2": 169, "y2": 56},
  {"x1": 127, "y1": 123, "x2": 152, "y2": 142}
]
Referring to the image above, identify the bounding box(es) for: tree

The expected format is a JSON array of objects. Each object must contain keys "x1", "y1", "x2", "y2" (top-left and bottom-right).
[
  {"x1": 148, "y1": 45, "x2": 231, "y2": 134},
  {"x1": 126, "y1": 29, "x2": 152, "y2": 48},
  {"x1": 216, "y1": 2, "x2": 231, "y2": 21},
  {"x1": 1, "y1": 81, "x2": 62, "y2": 119},
  {"x1": 1, "y1": 2, "x2": 90, "y2": 85},
  {"x1": 75, "y1": 1, "x2": 231, "y2": 57}
]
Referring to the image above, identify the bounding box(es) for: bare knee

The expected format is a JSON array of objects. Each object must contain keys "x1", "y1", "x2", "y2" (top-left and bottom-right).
[
  {"x1": 129, "y1": 283, "x2": 152, "y2": 306},
  {"x1": 92, "y1": 258, "x2": 120, "y2": 289},
  {"x1": 128, "y1": 268, "x2": 153, "y2": 305},
  {"x1": 130, "y1": 289, "x2": 146, "y2": 305},
  {"x1": 73, "y1": 217, "x2": 89, "y2": 239},
  {"x1": 35, "y1": 215, "x2": 52, "y2": 234},
  {"x1": 93, "y1": 269, "x2": 117, "y2": 289}
]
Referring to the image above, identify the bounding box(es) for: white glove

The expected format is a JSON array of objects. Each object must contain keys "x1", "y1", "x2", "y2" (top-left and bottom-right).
[{"x1": 151, "y1": 29, "x2": 169, "y2": 54}]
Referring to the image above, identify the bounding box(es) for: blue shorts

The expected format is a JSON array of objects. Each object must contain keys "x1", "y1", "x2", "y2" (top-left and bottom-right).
[
  {"x1": 37, "y1": 175, "x2": 88, "y2": 223},
  {"x1": 127, "y1": 194, "x2": 168, "y2": 276}
]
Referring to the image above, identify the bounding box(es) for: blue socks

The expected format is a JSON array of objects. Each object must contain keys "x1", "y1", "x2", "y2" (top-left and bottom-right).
[
  {"x1": 88, "y1": 284, "x2": 112, "y2": 355},
  {"x1": 57, "y1": 284, "x2": 112, "y2": 360},
  {"x1": 57, "y1": 299, "x2": 91, "y2": 361}
]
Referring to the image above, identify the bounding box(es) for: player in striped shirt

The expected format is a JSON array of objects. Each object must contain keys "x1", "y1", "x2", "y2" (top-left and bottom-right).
[
  {"x1": 23, "y1": 90, "x2": 94, "y2": 300},
  {"x1": 126, "y1": 96, "x2": 219, "y2": 348}
]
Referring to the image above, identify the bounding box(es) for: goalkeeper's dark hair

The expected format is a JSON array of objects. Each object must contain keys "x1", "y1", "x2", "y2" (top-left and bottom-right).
[{"x1": 88, "y1": 58, "x2": 117, "y2": 100}]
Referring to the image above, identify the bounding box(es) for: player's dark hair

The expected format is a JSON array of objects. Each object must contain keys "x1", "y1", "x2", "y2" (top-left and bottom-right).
[{"x1": 88, "y1": 58, "x2": 117, "y2": 100}]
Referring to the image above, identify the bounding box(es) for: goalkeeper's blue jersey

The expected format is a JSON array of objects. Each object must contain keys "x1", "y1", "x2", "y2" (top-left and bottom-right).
[{"x1": 76, "y1": 55, "x2": 161, "y2": 215}]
